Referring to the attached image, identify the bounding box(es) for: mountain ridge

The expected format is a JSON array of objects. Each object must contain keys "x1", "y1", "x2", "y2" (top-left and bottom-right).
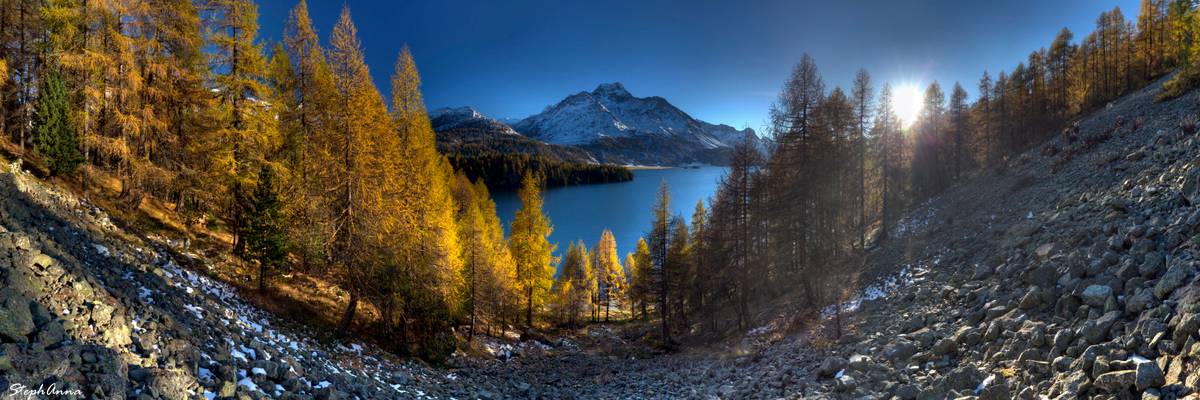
[{"x1": 433, "y1": 82, "x2": 759, "y2": 166}]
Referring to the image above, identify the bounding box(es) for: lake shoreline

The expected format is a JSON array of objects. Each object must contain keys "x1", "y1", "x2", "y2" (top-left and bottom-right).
[{"x1": 494, "y1": 166, "x2": 727, "y2": 261}]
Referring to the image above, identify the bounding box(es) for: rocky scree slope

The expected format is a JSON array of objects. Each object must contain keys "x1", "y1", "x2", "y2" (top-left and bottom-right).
[
  {"x1": 0, "y1": 162, "x2": 487, "y2": 399},
  {"x1": 798, "y1": 76, "x2": 1200, "y2": 399}
]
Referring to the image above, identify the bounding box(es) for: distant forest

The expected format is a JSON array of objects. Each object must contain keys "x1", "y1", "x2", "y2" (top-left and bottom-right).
[{"x1": 447, "y1": 152, "x2": 632, "y2": 190}]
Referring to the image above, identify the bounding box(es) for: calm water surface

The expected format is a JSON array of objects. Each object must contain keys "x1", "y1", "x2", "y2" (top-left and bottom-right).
[{"x1": 493, "y1": 167, "x2": 726, "y2": 260}]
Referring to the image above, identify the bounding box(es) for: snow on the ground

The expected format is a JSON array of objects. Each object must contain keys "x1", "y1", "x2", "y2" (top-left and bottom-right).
[
  {"x1": 892, "y1": 198, "x2": 939, "y2": 240},
  {"x1": 822, "y1": 261, "x2": 931, "y2": 319},
  {"x1": 975, "y1": 374, "x2": 996, "y2": 395}
]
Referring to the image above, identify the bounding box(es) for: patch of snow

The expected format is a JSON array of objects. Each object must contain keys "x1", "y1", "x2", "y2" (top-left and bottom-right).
[
  {"x1": 834, "y1": 369, "x2": 845, "y2": 379},
  {"x1": 138, "y1": 287, "x2": 154, "y2": 304},
  {"x1": 892, "y1": 200, "x2": 938, "y2": 239},
  {"x1": 1128, "y1": 355, "x2": 1151, "y2": 364},
  {"x1": 236, "y1": 377, "x2": 259, "y2": 393},
  {"x1": 203, "y1": 391, "x2": 215, "y2": 400},
  {"x1": 183, "y1": 305, "x2": 204, "y2": 319},
  {"x1": 822, "y1": 262, "x2": 929, "y2": 318},
  {"x1": 93, "y1": 244, "x2": 110, "y2": 257},
  {"x1": 315, "y1": 381, "x2": 331, "y2": 389},
  {"x1": 975, "y1": 374, "x2": 995, "y2": 395},
  {"x1": 231, "y1": 348, "x2": 248, "y2": 362},
  {"x1": 251, "y1": 367, "x2": 266, "y2": 376}
]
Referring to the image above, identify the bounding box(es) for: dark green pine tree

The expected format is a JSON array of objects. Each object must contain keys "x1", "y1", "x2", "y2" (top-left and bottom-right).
[
  {"x1": 34, "y1": 71, "x2": 84, "y2": 176},
  {"x1": 246, "y1": 165, "x2": 289, "y2": 291}
]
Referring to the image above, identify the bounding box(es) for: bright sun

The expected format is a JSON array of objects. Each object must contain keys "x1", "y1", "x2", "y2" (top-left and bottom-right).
[{"x1": 892, "y1": 84, "x2": 924, "y2": 129}]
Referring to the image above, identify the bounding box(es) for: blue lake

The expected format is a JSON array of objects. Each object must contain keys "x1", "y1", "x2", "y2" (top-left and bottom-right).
[{"x1": 493, "y1": 167, "x2": 727, "y2": 260}]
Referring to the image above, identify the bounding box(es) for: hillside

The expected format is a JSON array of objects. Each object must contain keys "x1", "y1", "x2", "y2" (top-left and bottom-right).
[
  {"x1": 3, "y1": 72, "x2": 1198, "y2": 399},
  {"x1": 431, "y1": 106, "x2": 596, "y2": 164},
  {"x1": 431, "y1": 106, "x2": 633, "y2": 189}
]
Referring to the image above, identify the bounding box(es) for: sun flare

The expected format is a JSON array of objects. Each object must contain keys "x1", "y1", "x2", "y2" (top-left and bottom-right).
[{"x1": 893, "y1": 84, "x2": 924, "y2": 129}]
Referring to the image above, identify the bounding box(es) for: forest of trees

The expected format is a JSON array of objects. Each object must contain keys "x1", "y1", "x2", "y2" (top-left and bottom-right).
[
  {"x1": 2, "y1": 0, "x2": 1200, "y2": 356},
  {"x1": 447, "y1": 152, "x2": 632, "y2": 190},
  {"x1": 617, "y1": 0, "x2": 1200, "y2": 343},
  {"x1": 0, "y1": 0, "x2": 569, "y2": 358}
]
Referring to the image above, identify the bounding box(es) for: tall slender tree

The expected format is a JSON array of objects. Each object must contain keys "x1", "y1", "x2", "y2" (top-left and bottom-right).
[
  {"x1": 851, "y1": 69, "x2": 872, "y2": 251},
  {"x1": 594, "y1": 229, "x2": 623, "y2": 322},
  {"x1": 203, "y1": 0, "x2": 273, "y2": 254},
  {"x1": 510, "y1": 173, "x2": 556, "y2": 327},
  {"x1": 648, "y1": 180, "x2": 672, "y2": 342},
  {"x1": 322, "y1": 6, "x2": 401, "y2": 335}
]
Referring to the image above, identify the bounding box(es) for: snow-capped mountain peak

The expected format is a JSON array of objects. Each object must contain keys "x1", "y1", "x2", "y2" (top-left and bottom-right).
[
  {"x1": 511, "y1": 82, "x2": 758, "y2": 164},
  {"x1": 593, "y1": 82, "x2": 633, "y2": 99},
  {"x1": 430, "y1": 106, "x2": 519, "y2": 135}
]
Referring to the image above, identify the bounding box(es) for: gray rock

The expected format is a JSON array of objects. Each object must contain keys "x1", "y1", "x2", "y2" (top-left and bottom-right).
[
  {"x1": 1126, "y1": 289, "x2": 1155, "y2": 314},
  {"x1": 1135, "y1": 361, "x2": 1165, "y2": 390},
  {"x1": 1182, "y1": 167, "x2": 1200, "y2": 206},
  {"x1": 1082, "y1": 311, "x2": 1121, "y2": 344},
  {"x1": 0, "y1": 289, "x2": 35, "y2": 342},
  {"x1": 883, "y1": 341, "x2": 918, "y2": 363},
  {"x1": 1093, "y1": 370, "x2": 1135, "y2": 392},
  {"x1": 1139, "y1": 253, "x2": 1165, "y2": 278},
  {"x1": 932, "y1": 337, "x2": 957, "y2": 356},
  {"x1": 1153, "y1": 263, "x2": 1189, "y2": 299},
  {"x1": 899, "y1": 315, "x2": 924, "y2": 333},
  {"x1": 894, "y1": 384, "x2": 919, "y2": 400},
  {"x1": 816, "y1": 357, "x2": 847, "y2": 378},
  {"x1": 129, "y1": 367, "x2": 152, "y2": 383},
  {"x1": 1175, "y1": 313, "x2": 1199, "y2": 345},
  {"x1": 1060, "y1": 370, "x2": 1089, "y2": 396},
  {"x1": 1082, "y1": 285, "x2": 1113, "y2": 308},
  {"x1": 1019, "y1": 286, "x2": 1043, "y2": 310}
]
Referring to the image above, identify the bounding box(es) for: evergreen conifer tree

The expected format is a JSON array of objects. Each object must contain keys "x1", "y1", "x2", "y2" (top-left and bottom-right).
[
  {"x1": 246, "y1": 165, "x2": 288, "y2": 291},
  {"x1": 34, "y1": 71, "x2": 84, "y2": 175}
]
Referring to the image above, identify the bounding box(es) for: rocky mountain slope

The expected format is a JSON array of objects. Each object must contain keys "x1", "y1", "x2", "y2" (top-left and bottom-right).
[
  {"x1": 438, "y1": 83, "x2": 759, "y2": 166},
  {"x1": 513, "y1": 82, "x2": 758, "y2": 165},
  {"x1": 0, "y1": 162, "x2": 474, "y2": 399},
  {"x1": 3, "y1": 75, "x2": 1200, "y2": 399},
  {"x1": 794, "y1": 75, "x2": 1200, "y2": 399}
]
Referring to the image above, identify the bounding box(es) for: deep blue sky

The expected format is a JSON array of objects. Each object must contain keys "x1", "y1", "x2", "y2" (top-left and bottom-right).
[{"x1": 257, "y1": 0, "x2": 1138, "y2": 132}]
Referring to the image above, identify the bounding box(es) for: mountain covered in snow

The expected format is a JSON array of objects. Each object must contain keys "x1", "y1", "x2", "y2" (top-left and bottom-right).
[
  {"x1": 430, "y1": 106, "x2": 596, "y2": 164},
  {"x1": 511, "y1": 82, "x2": 758, "y2": 165}
]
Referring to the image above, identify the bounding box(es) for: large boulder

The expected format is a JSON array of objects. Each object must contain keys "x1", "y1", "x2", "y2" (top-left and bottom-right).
[
  {"x1": 0, "y1": 289, "x2": 36, "y2": 343},
  {"x1": 1153, "y1": 263, "x2": 1190, "y2": 299},
  {"x1": 1081, "y1": 285, "x2": 1113, "y2": 308},
  {"x1": 1081, "y1": 311, "x2": 1121, "y2": 344},
  {"x1": 882, "y1": 340, "x2": 919, "y2": 363},
  {"x1": 1135, "y1": 361, "x2": 1165, "y2": 391},
  {"x1": 1182, "y1": 166, "x2": 1200, "y2": 206},
  {"x1": 816, "y1": 357, "x2": 847, "y2": 379},
  {"x1": 1093, "y1": 370, "x2": 1135, "y2": 392}
]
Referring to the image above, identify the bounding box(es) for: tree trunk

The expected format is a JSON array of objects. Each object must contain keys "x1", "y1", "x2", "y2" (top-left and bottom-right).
[
  {"x1": 525, "y1": 286, "x2": 534, "y2": 327},
  {"x1": 257, "y1": 262, "x2": 267, "y2": 291},
  {"x1": 338, "y1": 292, "x2": 359, "y2": 336}
]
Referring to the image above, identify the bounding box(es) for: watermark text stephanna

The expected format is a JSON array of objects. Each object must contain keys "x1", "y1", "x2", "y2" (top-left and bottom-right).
[{"x1": 7, "y1": 383, "x2": 84, "y2": 400}]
